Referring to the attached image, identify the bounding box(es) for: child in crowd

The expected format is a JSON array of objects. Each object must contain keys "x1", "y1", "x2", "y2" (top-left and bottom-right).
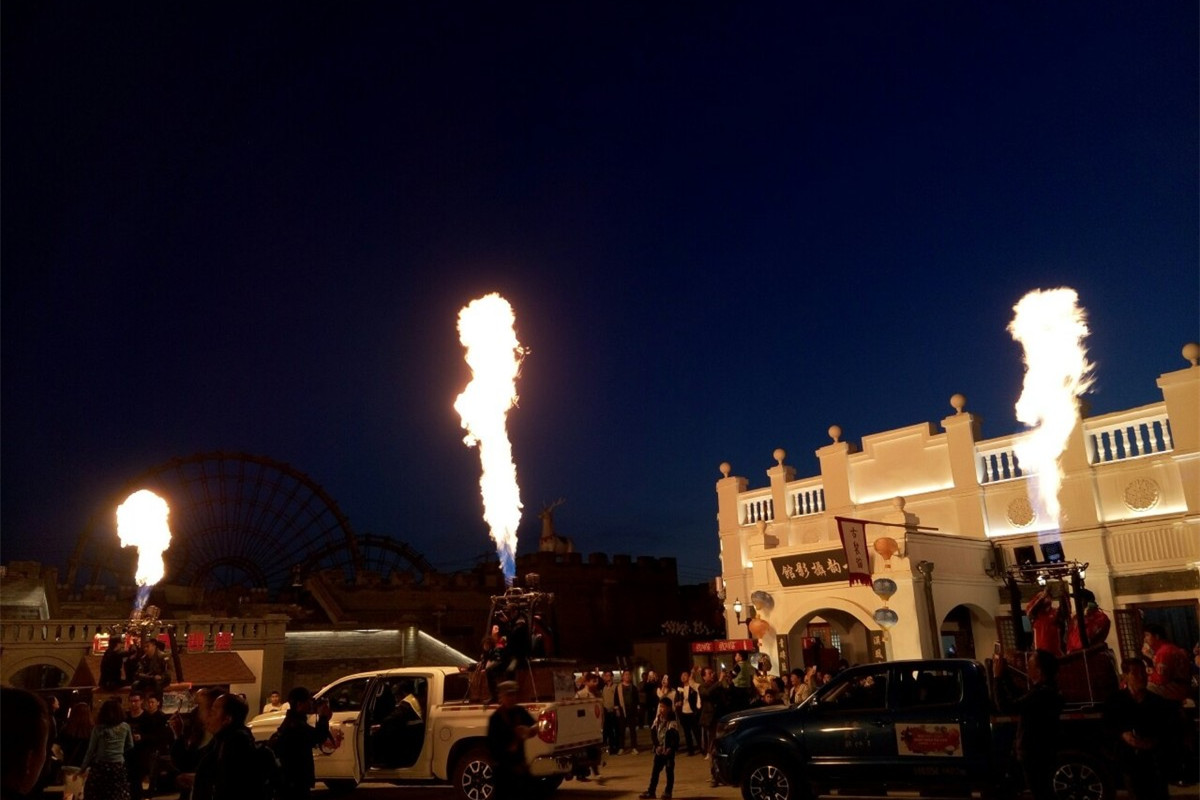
[{"x1": 639, "y1": 697, "x2": 680, "y2": 800}]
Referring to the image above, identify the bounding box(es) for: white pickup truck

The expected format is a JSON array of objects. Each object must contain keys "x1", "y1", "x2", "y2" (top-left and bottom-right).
[{"x1": 249, "y1": 662, "x2": 603, "y2": 800}]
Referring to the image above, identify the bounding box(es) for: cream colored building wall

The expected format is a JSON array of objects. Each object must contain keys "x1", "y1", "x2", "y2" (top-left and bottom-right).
[{"x1": 718, "y1": 351, "x2": 1200, "y2": 669}]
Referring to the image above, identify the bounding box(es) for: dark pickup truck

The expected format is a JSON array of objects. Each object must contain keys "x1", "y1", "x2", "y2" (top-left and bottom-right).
[{"x1": 712, "y1": 658, "x2": 1117, "y2": 800}]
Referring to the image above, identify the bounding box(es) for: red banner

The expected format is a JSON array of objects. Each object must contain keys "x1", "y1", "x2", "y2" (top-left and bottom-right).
[{"x1": 836, "y1": 516, "x2": 872, "y2": 587}]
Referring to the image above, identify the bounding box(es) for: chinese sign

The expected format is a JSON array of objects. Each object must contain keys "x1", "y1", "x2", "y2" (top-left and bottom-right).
[
  {"x1": 691, "y1": 638, "x2": 756, "y2": 653},
  {"x1": 836, "y1": 516, "x2": 872, "y2": 586},
  {"x1": 770, "y1": 548, "x2": 850, "y2": 587},
  {"x1": 869, "y1": 631, "x2": 887, "y2": 663}
]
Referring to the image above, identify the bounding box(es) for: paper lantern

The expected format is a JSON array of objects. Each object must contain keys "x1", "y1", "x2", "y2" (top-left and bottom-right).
[
  {"x1": 873, "y1": 608, "x2": 899, "y2": 629},
  {"x1": 874, "y1": 537, "x2": 899, "y2": 560},
  {"x1": 872, "y1": 577, "x2": 898, "y2": 603}
]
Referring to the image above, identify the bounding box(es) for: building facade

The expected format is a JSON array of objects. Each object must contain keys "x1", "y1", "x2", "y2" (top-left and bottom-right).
[{"x1": 717, "y1": 346, "x2": 1200, "y2": 675}]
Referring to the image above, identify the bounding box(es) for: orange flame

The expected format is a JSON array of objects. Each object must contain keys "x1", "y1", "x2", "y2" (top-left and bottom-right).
[
  {"x1": 116, "y1": 490, "x2": 173, "y2": 597},
  {"x1": 454, "y1": 293, "x2": 526, "y2": 583}
]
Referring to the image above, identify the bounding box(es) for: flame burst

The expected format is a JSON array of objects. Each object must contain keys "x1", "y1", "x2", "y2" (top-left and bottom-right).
[
  {"x1": 454, "y1": 293, "x2": 527, "y2": 584},
  {"x1": 116, "y1": 489, "x2": 173, "y2": 608},
  {"x1": 1008, "y1": 288, "x2": 1095, "y2": 527}
]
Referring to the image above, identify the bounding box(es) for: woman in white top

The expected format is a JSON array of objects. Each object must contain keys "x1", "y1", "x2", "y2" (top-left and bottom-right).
[{"x1": 655, "y1": 673, "x2": 676, "y2": 706}]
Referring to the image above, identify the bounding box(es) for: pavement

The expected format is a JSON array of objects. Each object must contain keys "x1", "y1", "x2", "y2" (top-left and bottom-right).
[
  {"x1": 562, "y1": 747, "x2": 731, "y2": 800},
  {"x1": 40, "y1": 747, "x2": 1197, "y2": 799}
]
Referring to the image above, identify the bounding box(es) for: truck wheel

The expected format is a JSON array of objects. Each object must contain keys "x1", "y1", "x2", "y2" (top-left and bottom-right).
[
  {"x1": 452, "y1": 746, "x2": 496, "y2": 800},
  {"x1": 741, "y1": 754, "x2": 803, "y2": 800},
  {"x1": 1052, "y1": 751, "x2": 1113, "y2": 800}
]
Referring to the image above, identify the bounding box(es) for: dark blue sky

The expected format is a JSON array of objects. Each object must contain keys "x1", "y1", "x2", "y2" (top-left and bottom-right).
[{"x1": 3, "y1": 4, "x2": 1197, "y2": 586}]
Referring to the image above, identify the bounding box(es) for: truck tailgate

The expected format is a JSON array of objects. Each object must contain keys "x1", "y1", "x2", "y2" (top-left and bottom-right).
[{"x1": 533, "y1": 697, "x2": 605, "y2": 753}]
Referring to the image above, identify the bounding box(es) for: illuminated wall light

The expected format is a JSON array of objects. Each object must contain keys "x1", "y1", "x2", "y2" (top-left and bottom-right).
[{"x1": 855, "y1": 479, "x2": 955, "y2": 505}]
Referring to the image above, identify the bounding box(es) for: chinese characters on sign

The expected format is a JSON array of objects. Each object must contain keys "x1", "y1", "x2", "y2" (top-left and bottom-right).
[
  {"x1": 770, "y1": 549, "x2": 851, "y2": 587},
  {"x1": 869, "y1": 630, "x2": 887, "y2": 663},
  {"x1": 690, "y1": 639, "x2": 756, "y2": 653},
  {"x1": 836, "y1": 516, "x2": 872, "y2": 586}
]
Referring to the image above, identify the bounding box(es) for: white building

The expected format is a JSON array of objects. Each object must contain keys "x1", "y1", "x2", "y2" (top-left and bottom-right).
[{"x1": 717, "y1": 345, "x2": 1199, "y2": 674}]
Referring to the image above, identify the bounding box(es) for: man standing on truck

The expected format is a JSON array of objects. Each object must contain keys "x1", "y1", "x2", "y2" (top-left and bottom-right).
[
  {"x1": 487, "y1": 680, "x2": 537, "y2": 800},
  {"x1": 1104, "y1": 659, "x2": 1173, "y2": 800},
  {"x1": 993, "y1": 650, "x2": 1062, "y2": 800}
]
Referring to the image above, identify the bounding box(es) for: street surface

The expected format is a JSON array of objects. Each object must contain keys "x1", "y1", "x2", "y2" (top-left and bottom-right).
[
  {"x1": 308, "y1": 748, "x2": 731, "y2": 798},
  {"x1": 43, "y1": 748, "x2": 1196, "y2": 799}
]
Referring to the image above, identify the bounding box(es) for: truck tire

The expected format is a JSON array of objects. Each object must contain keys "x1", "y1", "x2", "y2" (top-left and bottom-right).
[
  {"x1": 1051, "y1": 751, "x2": 1113, "y2": 800},
  {"x1": 741, "y1": 753, "x2": 804, "y2": 800},
  {"x1": 452, "y1": 745, "x2": 496, "y2": 800}
]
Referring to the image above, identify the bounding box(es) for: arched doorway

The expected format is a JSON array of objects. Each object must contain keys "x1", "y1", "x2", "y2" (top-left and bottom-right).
[
  {"x1": 10, "y1": 662, "x2": 70, "y2": 691},
  {"x1": 785, "y1": 609, "x2": 874, "y2": 674},
  {"x1": 939, "y1": 603, "x2": 995, "y2": 660}
]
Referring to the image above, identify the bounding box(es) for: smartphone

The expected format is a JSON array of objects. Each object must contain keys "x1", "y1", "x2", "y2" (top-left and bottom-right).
[{"x1": 993, "y1": 641, "x2": 1001, "y2": 656}]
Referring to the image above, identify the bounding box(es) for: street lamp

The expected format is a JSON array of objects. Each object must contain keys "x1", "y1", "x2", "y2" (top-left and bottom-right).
[{"x1": 732, "y1": 598, "x2": 745, "y2": 625}]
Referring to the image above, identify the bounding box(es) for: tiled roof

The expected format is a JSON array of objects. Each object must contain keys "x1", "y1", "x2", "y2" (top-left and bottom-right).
[{"x1": 70, "y1": 651, "x2": 256, "y2": 687}]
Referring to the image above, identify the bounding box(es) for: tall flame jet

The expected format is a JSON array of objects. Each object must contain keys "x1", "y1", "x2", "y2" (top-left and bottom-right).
[
  {"x1": 1008, "y1": 288, "x2": 1095, "y2": 528},
  {"x1": 116, "y1": 489, "x2": 173, "y2": 609},
  {"x1": 454, "y1": 293, "x2": 527, "y2": 584}
]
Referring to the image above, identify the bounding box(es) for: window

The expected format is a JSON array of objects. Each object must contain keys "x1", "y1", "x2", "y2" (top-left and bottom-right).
[
  {"x1": 820, "y1": 666, "x2": 888, "y2": 711},
  {"x1": 318, "y1": 677, "x2": 373, "y2": 712},
  {"x1": 895, "y1": 667, "x2": 961, "y2": 710}
]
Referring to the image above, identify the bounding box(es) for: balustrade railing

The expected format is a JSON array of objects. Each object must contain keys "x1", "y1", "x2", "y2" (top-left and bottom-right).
[
  {"x1": 739, "y1": 491, "x2": 774, "y2": 525},
  {"x1": 977, "y1": 437, "x2": 1028, "y2": 484},
  {"x1": 0, "y1": 617, "x2": 285, "y2": 645},
  {"x1": 1084, "y1": 404, "x2": 1173, "y2": 464},
  {"x1": 788, "y1": 484, "x2": 826, "y2": 517}
]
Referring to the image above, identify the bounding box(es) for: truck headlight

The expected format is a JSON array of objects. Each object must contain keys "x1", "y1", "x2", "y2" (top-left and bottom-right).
[{"x1": 715, "y1": 718, "x2": 738, "y2": 739}]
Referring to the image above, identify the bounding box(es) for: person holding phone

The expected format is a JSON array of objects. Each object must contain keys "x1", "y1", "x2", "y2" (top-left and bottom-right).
[{"x1": 271, "y1": 687, "x2": 333, "y2": 800}]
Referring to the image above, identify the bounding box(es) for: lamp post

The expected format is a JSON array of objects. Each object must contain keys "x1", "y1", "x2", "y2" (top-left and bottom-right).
[{"x1": 733, "y1": 598, "x2": 745, "y2": 625}]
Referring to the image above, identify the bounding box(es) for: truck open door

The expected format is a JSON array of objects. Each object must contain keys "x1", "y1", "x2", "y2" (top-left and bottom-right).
[{"x1": 312, "y1": 674, "x2": 372, "y2": 783}]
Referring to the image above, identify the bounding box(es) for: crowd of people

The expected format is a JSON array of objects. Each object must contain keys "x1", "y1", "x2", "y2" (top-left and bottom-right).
[
  {"x1": 562, "y1": 649, "x2": 832, "y2": 794},
  {"x1": 0, "y1": 684, "x2": 332, "y2": 800},
  {"x1": 5, "y1": 619, "x2": 1197, "y2": 800}
]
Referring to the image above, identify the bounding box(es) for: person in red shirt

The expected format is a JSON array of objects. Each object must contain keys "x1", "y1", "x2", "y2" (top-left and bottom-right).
[
  {"x1": 1065, "y1": 589, "x2": 1111, "y2": 652},
  {"x1": 1025, "y1": 590, "x2": 1064, "y2": 657},
  {"x1": 1143, "y1": 623, "x2": 1190, "y2": 703}
]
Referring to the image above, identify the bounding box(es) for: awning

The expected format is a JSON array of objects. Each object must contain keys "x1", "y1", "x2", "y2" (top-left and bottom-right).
[{"x1": 69, "y1": 651, "x2": 256, "y2": 687}]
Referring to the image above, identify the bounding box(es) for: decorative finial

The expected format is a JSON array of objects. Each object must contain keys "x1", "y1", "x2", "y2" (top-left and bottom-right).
[
  {"x1": 950, "y1": 393, "x2": 966, "y2": 414},
  {"x1": 1183, "y1": 342, "x2": 1200, "y2": 367},
  {"x1": 828, "y1": 425, "x2": 842, "y2": 443},
  {"x1": 773, "y1": 448, "x2": 786, "y2": 466},
  {"x1": 893, "y1": 496, "x2": 906, "y2": 511},
  {"x1": 719, "y1": 462, "x2": 731, "y2": 478}
]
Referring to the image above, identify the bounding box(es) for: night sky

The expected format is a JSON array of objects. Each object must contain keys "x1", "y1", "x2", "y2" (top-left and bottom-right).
[{"x1": 3, "y1": 4, "x2": 1197, "y2": 587}]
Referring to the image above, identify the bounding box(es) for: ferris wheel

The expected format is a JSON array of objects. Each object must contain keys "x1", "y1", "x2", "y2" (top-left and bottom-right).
[{"x1": 67, "y1": 451, "x2": 365, "y2": 594}]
